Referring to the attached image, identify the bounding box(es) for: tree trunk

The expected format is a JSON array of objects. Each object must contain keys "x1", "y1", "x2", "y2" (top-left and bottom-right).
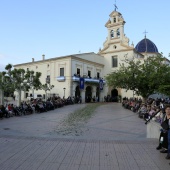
[
  {"x1": 0, "y1": 89, "x2": 4, "y2": 105},
  {"x1": 17, "y1": 90, "x2": 22, "y2": 106}
]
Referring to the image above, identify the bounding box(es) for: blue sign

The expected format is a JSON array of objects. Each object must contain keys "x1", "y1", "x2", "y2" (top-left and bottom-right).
[
  {"x1": 79, "y1": 77, "x2": 84, "y2": 89},
  {"x1": 99, "y1": 79, "x2": 103, "y2": 90}
]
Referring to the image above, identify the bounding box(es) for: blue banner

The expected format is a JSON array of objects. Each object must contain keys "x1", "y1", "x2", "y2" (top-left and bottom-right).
[
  {"x1": 99, "y1": 79, "x2": 103, "y2": 90},
  {"x1": 79, "y1": 77, "x2": 84, "y2": 89}
]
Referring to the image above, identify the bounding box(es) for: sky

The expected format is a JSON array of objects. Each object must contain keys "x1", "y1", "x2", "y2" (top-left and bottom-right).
[{"x1": 1, "y1": 0, "x2": 170, "y2": 71}]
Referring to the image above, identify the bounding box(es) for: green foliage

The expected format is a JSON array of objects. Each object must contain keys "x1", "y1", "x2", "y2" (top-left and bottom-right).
[
  {"x1": 106, "y1": 55, "x2": 170, "y2": 99},
  {"x1": 41, "y1": 83, "x2": 54, "y2": 92},
  {"x1": 158, "y1": 85, "x2": 170, "y2": 97},
  {"x1": 0, "y1": 64, "x2": 42, "y2": 94}
]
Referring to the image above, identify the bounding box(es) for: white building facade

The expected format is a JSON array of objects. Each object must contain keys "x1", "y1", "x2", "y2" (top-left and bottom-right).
[
  {"x1": 14, "y1": 8, "x2": 160, "y2": 102},
  {"x1": 14, "y1": 53, "x2": 105, "y2": 103}
]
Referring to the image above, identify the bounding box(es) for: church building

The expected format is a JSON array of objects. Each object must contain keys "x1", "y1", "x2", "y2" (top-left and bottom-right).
[{"x1": 14, "y1": 6, "x2": 160, "y2": 102}]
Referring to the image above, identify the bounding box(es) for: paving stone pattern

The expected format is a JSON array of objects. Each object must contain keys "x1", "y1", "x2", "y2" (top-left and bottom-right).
[{"x1": 0, "y1": 103, "x2": 169, "y2": 169}]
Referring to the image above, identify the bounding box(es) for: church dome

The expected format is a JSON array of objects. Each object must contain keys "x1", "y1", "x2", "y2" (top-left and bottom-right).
[{"x1": 135, "y1": 38, "x2": 158, "y2": 53}]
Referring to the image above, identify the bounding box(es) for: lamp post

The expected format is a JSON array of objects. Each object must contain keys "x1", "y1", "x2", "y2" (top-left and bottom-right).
[{"x1": 63, "y1": 88, "x2": 66, "y2": 98}]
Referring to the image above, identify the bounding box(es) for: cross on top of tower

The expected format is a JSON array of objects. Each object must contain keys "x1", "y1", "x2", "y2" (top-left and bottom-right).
[
  {"x1": 143, "y1": 30, "x2": 148, "y2": 38},
  {"x1": 114, "y1": 0, "x2": 118, "y2": 11}
]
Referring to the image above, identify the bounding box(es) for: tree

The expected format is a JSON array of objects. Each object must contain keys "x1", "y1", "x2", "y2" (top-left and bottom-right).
[
  {"x1": 0, "y1": 71, "x2": 10, "y2": 105},
  {"x1": 105, "y1": 55, "x2": 170, "y2": 100},
  {"x1": 0, "y1": 64, "x2": 42, "y2": 106},
  {"x1": 158, "y1": 85, "x2": 170, "y2": 97},
  {"x1": 41, "y1": 83, "x2": 54, "y2": 101}
]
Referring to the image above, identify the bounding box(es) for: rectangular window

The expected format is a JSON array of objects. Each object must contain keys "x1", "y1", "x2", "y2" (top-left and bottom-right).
[
  {"x1": 88, "y1": 70, "x2": 91, "y2": 78},
  {"x1": 112, "y1": 56, "x2": 118, "y2": 67},
  {"x1": 97, "y1": 72, "x2": 100, "y2": 79},
  {"x1": 60, "y1": 68, "x2": 64, "y2": 76},
  {"x1": 77, "y1": 68, "x2": 80, "y2": 75},
  {"x1": 46, "y1": 75, "x2": 50, "y2": 83}
]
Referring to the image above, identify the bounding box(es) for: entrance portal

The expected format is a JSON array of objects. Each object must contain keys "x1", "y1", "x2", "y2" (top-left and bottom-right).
[
  {"x1": 85, "y1": 86, "x2": 92, "y2": 103},
  {"x1": 111, "y1": 89, "x2": 118, "y2": 102},
  {"x1": 75, "y1": 85, "x2": 80, "y2": 97},
  {"x1": 75, "y1": 85, "x2": 80, "y2": 103}
]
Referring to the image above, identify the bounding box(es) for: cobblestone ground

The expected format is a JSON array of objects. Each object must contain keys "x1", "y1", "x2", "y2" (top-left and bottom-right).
[{"x1": 0, "y1": 103, "x2": 169, "y2": 170}]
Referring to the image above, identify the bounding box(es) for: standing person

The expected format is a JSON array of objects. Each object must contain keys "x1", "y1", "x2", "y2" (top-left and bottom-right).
[
  {"x1": 156, "y1": 108, "x2": 168, "y2": 152},
  {"x1": 159, "y1": 105, "x2": 170, "y2": 159},
  {"x1": 164, "y1": 105, "x2": 170, "y2": 159}
]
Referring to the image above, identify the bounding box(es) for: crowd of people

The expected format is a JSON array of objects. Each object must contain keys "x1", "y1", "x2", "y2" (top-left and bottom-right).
[
  {"x1": 122, "y1": 97, "x2": 170, "y2": 160},
  {"x1": 0, "y1": 95, "x2": 82, "y2": 119}
]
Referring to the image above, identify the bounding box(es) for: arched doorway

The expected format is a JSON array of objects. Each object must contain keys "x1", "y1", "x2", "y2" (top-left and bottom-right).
[
  {"x1": 96, "y1": 86, "x2": 100, "y2": 102},
  {"x1": 75, "y1": 85, "x2": 80, "y2": 97},
  {"x1": 85, "y1": 86, "x2": 92, "y2": 103},
  {"x1": 75, "y1": 85, "x2": 80, "y2": 103},
  {"x1": 111, "y1": 89, "x2": 118, "y2": 102}
]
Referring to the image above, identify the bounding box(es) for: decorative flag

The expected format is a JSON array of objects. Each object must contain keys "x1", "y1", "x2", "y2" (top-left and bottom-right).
[
  {"x1": 79, "y1": 77, "x2": 84, "y2": 89},
  {"x1": 99, "y1": 79, "x2": 103, "y2": 90}
]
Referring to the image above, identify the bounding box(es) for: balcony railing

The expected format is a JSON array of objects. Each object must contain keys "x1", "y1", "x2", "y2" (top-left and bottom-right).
[
  {"x1": 72, "y1": 75, "x2": 105, "y2": 84},
  {"x1": 56, "y1": 76, "x2": 65, "y2": 82}
]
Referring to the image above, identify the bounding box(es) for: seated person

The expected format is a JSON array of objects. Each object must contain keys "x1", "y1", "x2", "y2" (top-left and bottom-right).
[
  {"x1": 138, "y1": 104, "x2": 147, "y2": 118},
  {"x1": 154, "y1": 108, "x2": 165, "y2": 123},
  {"x1": 148, "y1": 106, "x2": 156, "y2": 117}
]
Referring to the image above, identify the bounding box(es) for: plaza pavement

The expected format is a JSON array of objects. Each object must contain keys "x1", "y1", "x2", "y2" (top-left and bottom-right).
[{"x1": 0, "y1": 103, "x2": 169, "y2": 170}]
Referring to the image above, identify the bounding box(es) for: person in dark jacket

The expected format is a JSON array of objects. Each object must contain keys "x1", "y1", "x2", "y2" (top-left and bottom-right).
[
  {"x1": 156, "y1": 108, "x2": 168, "y2": 152},
  {"x1": 158, "y1": 105, "x2": 170, "y2": 159},
  {"x1": 164, "y1": 105, "x2": 170, "y2": 159}
]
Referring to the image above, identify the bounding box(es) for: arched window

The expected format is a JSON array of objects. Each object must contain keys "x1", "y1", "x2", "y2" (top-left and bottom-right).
[
  {"x1": 110, "y1": 30, "x2": 114, "y2": 38},
  {"x1": 114, "y1": 18, "x2": 116, "y2": 23},
  {"x1": 117, "y1": 28, "x2": 120, "y2": 38}
]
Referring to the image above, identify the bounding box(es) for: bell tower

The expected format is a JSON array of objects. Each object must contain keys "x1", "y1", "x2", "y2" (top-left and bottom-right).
[
  {"x1": 99, "y1": 6, "x2": 131, "y2": 54},
  {"x1": 106, "y1": 11, "x2": 126, "y2": 42}
]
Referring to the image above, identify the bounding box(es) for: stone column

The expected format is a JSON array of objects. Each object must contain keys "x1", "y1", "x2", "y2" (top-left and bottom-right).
[
  {"x1": 108, "y1": 30, "x2": 111, "y2": 41},
  {"x1": 92, "y1": 86, "x2": 96, "y2": 102},
  {"x1": 81, "y1": 90, "x2": 85, "y2": 103},
  {"x1": 72, "y1": 83, "x2": 77, "y2": 97},
  {"x1": 120, "y1": 25, "x2": 124, "y2": 40},
  {"x1": 114, "y1": 29, "x2": 117, "y2": 38},
  {"x1": 99, "y1": 90, "x2": 104, "y2": 102}
]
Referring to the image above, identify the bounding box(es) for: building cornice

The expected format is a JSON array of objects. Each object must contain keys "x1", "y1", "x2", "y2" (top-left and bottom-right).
[
  {"x1": 99, "y1": 41, "x2": 134, "y2": 54},
  {"x1": 71, "y1": 56, "x2": 104, "y2": 67},
  {"x1": 99, "y1": 48, "x2": 135, "y2": 55},
  {"x1": 14, "y1": 52, "x2": 104, "y2": 68}
]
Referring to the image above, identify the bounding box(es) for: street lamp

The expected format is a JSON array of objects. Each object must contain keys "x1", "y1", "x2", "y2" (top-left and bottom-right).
[{"x1": 63, "y1": 88, "x2": 66, "y2": 98}]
